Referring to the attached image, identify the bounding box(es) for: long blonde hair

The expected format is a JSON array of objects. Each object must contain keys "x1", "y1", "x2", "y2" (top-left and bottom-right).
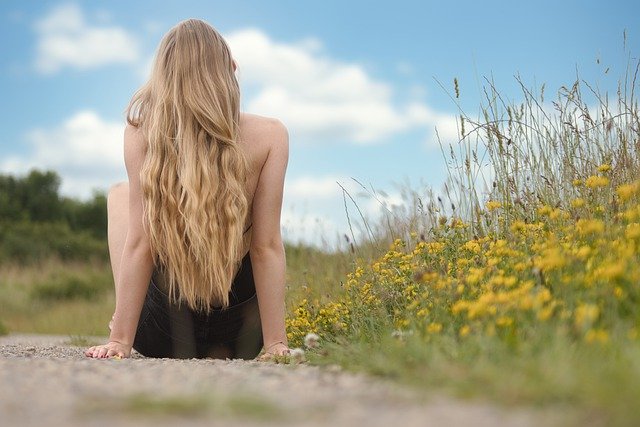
[{"x1": 126, "y1": 19, "x2": 248, "y2": 312}]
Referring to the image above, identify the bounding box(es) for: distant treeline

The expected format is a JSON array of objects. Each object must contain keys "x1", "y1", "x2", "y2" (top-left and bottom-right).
[{"x1": 0, "y1": 170, "x2": 108, "y2": 264}]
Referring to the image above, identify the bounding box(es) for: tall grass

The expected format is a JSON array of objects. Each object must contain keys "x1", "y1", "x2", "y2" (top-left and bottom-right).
[
  {"x1": 444, "y1": 60, "x2": 640, "y2": 236},
  {"x1": 286, "y1": 58, "x2": 640, "y2": 426},
  {"x1": 0, "y1": 243, "x2": 355, "y2": 336}
]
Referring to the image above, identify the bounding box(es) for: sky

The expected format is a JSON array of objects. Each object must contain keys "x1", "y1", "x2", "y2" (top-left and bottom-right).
[{"x1": 1, "y1": 0, "x2": 638, "y2": 249}]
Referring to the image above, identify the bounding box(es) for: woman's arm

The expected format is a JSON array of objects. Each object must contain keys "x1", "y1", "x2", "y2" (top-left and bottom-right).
[
  {"x1": 86, "y1": 125, "x2": 153, "y2": 358},
  {"x1": 250, "y1": 119, "x2": 290, "y2": 354}
]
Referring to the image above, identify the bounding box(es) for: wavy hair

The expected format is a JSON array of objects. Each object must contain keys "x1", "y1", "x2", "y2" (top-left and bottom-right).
[{"x1": 126, "y1": 19, "x2": 248, "y2": 312}]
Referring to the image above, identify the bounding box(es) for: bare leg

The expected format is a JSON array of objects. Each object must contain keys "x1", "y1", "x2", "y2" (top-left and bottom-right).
[{"x1": 107, "y1": 182, "x2": 129, "y2": 330}]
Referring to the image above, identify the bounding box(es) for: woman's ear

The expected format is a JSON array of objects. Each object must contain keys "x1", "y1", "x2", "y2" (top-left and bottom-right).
[{"x1": 232, "y1": 59, "x2": 237, "y2": 72}]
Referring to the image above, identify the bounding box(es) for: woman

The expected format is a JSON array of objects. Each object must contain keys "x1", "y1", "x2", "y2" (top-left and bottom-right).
[{"x1": 84, "y1": 19, "x2": 290, "y2": 361}]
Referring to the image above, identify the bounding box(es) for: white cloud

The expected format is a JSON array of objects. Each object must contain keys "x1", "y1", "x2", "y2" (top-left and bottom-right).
[
  {"x1": 226, "y1": 29, "x2": 458, "y2": 145},
  {"x1": 281, "y1": 207, "x2": 342, "y2": 249},
  {"x1": 1, "y1": 111, "x2": 126, "y2": 198},
  {"x1": 34, "y1": 3, "x2": 140, "y2": 73},
  {"x1": 285, "y1": 175, "x2": 354, "y2": 199}
]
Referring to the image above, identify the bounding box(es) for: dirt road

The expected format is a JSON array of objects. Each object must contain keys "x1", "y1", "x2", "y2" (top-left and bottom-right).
[{"x1": 0, "y1": 334, "x2": 566, "y2": 427}]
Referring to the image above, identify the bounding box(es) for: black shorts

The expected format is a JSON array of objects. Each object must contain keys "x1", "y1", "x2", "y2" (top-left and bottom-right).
[{"x1": 132, "y1": 253, "x2": 263, "y2": 360}]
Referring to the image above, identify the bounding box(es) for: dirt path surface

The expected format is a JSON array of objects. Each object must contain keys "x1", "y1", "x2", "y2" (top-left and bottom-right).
[{"x1": 0, "y1": 334, "x2": 566, "y2": 427}]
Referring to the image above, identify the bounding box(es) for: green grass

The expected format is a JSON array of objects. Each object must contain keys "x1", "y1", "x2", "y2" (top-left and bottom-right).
[
  {"x1": 305, "y1": 330, "x2": 640, "y2": 426},
  {"x1": 0, "y1": 244, "x2": 353, "y2": 336},
  {"x1": 0, "y1": 259, "x2": 114, "y2": 335},
  {"x1": 81, "y1": 391, "x2": 286, "y2": 421},
  {"x1": 65, "y1": 335, "x2": 102, "y2": 347}
]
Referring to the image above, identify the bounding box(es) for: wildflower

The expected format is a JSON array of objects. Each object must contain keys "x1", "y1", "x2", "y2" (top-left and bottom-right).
[
  {"x1": 535, "y1": 246, "x2": 566, "y2": 271},
  {"x1": 585, "y1": 175, "x2": 609, "y2": 188},
  {"x1": 537, "y1": 205, "x2": 553, "y2": 216},
  {"x1": 427, "y1": 322, "x2": 443, "y2": 334},
  {"x1": 599, "y1": 262, "x2": 625, "y2": 281},
  {"x1": 537, "y1": 307, "x2": 554, "y2": 321},
  {"x1": 514, "y1": 262, "x2": 528, "y2": 271},
  {"x1": 496, "y1": 316, "x2": 513, "y2": 327},
  {"x1": 391, "y1": 329, "x2": 414, "y2": 339},
  {"x1": 597, "y1": 164, "x2": 611, "y2": 173},
  {"x1": 616, "y1": 181, "x2": 640, "y2": 202},
  {"x1": 426, "y1": 242, "x2": 445, "y2": 253},
  {"x1": 391, "y1": 330, "x2": 404, "y2": 339},
  {"x1": 462, "y1": 240, "x2": 481, "y2": 253},
  {"x1": 575, "y1": 245, "x2": 592, "y2": 259},
  {"x1": 510, "y1": 220, "x2": 526, "y2": 233},
  {"x1": 574, "y1": 303, "x2": 599, "y2": 329},
  {"x1": 585, "y1": 329, "x2": 609, "y2": 344},
  {"x1": 458, "y1": 325, "x2": 471, "y2": 337},
  {"x1": 572, "y1": 179, "x2": 583, "y2": 187},
  {"x1": 304, "y1": 332, "x2": 320, "y2": 349},
  {"x1": 416, "y1": 308, "x2": 429, "y2": 318},
  {"x1": 625, "y1": 223, "x2": 640, "y2": 239},
  {"x1": 549, "y1": 208, "x2": 563, "y2": 220},
  {"x1": 289, "y1": 348, "x2": 306, "y2": 363},
  {"x1": 576, "y1": 219, "x2": 605, "y2": 236},
  {"x1": 614, "y1": 287, "x2": 624, "y2": 299},
  {"x1": 571, "y1": 198, "x2": 585, "y2": 208},
  {"x1": 486, "y1": 200, "x2": 502, "y2": 211}
]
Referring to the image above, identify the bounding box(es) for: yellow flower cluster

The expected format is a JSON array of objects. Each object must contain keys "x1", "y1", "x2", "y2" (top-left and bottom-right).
[{"x1": 285, "y1": 178, "x2": 640, "y2": 348}]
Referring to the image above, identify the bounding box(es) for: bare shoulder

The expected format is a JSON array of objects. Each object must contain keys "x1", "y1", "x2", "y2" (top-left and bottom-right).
[
  {"x1": 240, "y1": 113, "x2": 288, "y2": 146},
  {"x1": 123, "y1": 123, "x2": 147, "y2": 167},
  {"x1": 124, "y1": 123, "x2": 145, "y2": 143}
]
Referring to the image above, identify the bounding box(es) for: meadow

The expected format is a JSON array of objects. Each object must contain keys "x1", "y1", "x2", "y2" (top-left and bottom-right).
[{"x1": 1, "y1": 60, "x2": 639, "y2": 426}]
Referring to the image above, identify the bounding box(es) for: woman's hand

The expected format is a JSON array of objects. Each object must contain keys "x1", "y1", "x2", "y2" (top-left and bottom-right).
[
  {"x1": 84, "y1": 341, "x2": 132, "y2": 359},
  {"x1": 255, "y1": 341, "x2": 290, "y2": 362}
]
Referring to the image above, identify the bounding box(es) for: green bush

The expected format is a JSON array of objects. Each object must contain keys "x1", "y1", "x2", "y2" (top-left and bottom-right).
[
  {"x1": 0, "y1": 221, "x2": 108, "y2": 265},
  {"x1": 30, "y1": 270, "x2": 111, "y2": 301}
]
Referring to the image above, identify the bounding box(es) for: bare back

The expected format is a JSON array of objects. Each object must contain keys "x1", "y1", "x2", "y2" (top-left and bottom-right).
[{"x1": 237, "y1": 113, "x2": 289, "y2": 259}]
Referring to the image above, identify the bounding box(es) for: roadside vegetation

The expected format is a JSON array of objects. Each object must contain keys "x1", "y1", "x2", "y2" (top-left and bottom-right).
[{"x1": 1, "y1": 55, "x2": 638, "y2": 426}]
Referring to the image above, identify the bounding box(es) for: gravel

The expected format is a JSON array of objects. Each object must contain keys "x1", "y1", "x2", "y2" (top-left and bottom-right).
[{"x1": 0, "y1": 334, "x2": 567, "y2": 427}]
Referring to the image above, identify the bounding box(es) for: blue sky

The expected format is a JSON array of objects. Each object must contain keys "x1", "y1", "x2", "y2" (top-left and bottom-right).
[{"x1": 1, "y1": 1, "x2": 638, "y2": 248}]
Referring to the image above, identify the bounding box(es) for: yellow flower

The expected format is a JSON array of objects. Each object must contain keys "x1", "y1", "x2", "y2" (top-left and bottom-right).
[
  {"x1": 599, "y1": 262, "x2": 625, "y2": 281},
  {"x1": 575, "y1": 245, "x2": 592, "y2": 259},
  {"x1": 537, "y1": 307, "x2": 554, "y2": 321},
  {"x1": 574, "y1": 303, "x2": 599, "y2": 329},
  {"x1": 496, "y1": 316, "x2": 513, "y2": 327},
  {"x1": 537, "y1": 205, "x2": 553, "y2": 216},
  {"x1": 572, "y1": 179, "x2": 583, "y2": 187},
  {"x1": 585, "y1": 175, "x2": 609, "y2": 188},
  {"x1": 549, "y1": 208, "x2": 562, "y2": 220},
  {"x1": 514, "y1": 262, "x2": 528, "y2": 272},
  {"x1": 535, "y1": 246, "x2": 566, "y2": 271},
  {"x1": 416, "y1": 308, "x2": 429, "y2": 318},
  {"x1": 570, "y1": 198, "x2": 585, "y2": 208},
  {"x1": 625, "y1": 223, "x2": 640, "y2": 240},
  {"x1": 576, "y1": 219, "x2": 605, "y2": 236},
  {"x1": 585, "y1": 329, "x2": 609, "y2": 344},
  {"x1": 597, "y1": 164, "x2": 611, "y2": 173},
  {"x1": 462, "y1": 240, "x2": 481, "y2": 253},
  {"x1": 486, "y1": 200, "x2": 502, "y2": 211},
  {"x1": 459, "y1": 325, "x2": 471, "y2": 337},
  {"x1": 427, "y1": 322, "x2": 443, "y2": 334},
  {"x1": 616, "y1": 181, "x2": 640, "y2": 202},
  {"x1": 510, "y1": 220, "x2": 527, "y2": 233}
]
